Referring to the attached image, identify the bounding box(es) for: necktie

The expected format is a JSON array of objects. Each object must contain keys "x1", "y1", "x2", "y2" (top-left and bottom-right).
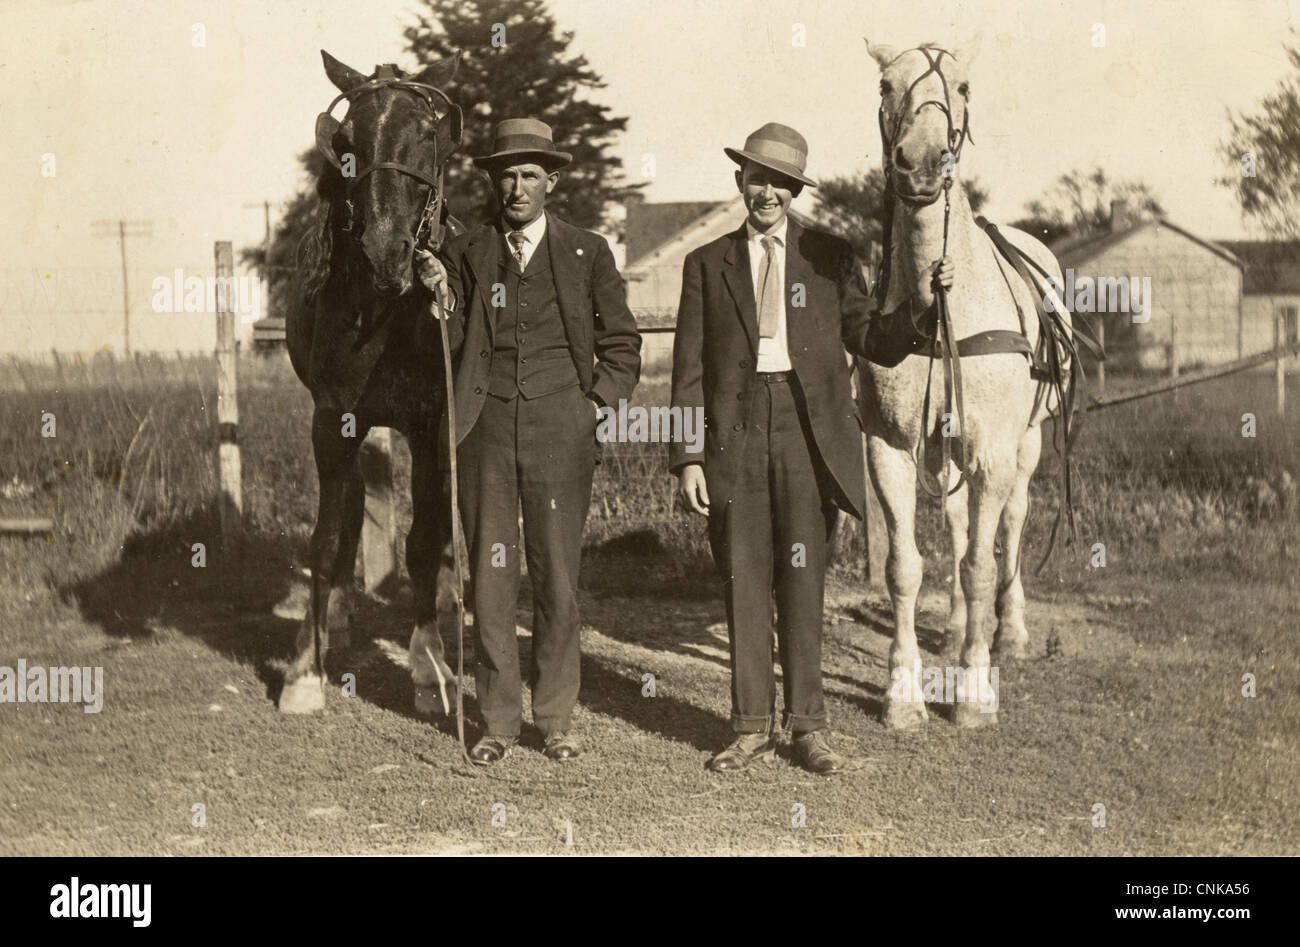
[
  {"x1": 508, "y1": 231, "x2": 527, "y2": 271},
  {"x1": 757, "y1": 235, "x2": 781, "y2": 339}
]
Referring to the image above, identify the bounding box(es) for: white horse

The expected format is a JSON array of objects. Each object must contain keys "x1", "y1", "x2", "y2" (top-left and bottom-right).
[{"x1": 860, "y1": 40, "x2": 1078, "y2": 728}]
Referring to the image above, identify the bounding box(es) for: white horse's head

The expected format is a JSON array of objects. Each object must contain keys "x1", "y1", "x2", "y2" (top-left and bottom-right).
[{"x1": 867, "y1": 39, "x2": 978, "y2": 206}]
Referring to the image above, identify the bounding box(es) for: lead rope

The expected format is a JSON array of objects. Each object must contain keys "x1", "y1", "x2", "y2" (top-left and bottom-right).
[
  {"x1": 916, "y1": 171, "x2": 970, "y2": 530},
  {"x1": 431, "y1": 282, "x2": 470, "y2": 766},
  {"x1": 421, "y1": 158, "x2": 472, "y2": 767}
]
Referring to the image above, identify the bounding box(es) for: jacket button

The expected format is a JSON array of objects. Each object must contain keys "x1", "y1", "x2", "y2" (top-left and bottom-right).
[
  {"x1": 736, "y1": 392, "x2": 744, "y2": 400},
  {"x1": 474, "y1": 386, "x2": 483, "y2": 394},
  {"x1": 739, "y1": 359, "x2": 750, "y2": 369},
  {"x1": 480, "y1": 350, "x2": 488, "y2": 358},
  {"x1": 733, "y1": 423, "x2": 743, "y2": 431}
]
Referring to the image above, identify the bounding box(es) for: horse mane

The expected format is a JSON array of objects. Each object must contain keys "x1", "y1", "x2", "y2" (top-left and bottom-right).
[{"x1": 299, "y1": 165, "x2": 346, "y2": 310}]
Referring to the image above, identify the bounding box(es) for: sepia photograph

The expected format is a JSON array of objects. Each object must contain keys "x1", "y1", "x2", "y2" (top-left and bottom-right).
[{"x1": 0, "y1": 0, "x2": 1295, "y2": 902}]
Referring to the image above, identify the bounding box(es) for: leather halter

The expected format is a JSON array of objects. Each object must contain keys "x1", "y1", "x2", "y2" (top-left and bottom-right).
[
  {"x1": 873, "y1": 48, "x2": 974, "y2": 507},
  {"x1": 877, "y1": 46, "x2": 973, "y2": 197},
  {"x1": 315, "y1": 72, "x2": 462, "y2": 251}
]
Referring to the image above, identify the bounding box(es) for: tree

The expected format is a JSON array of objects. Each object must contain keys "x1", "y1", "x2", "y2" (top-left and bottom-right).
[
  {"x1": 1011, "y1": 166, "x2": 1164, "y2": 245},
  {"x1": 1220, "y1": 33, "x2": 1300, "y2": 238},
  {"x1": 404, "y1": 0, "x2": 643, "y2": 229},
  {"x1": 811, "y1": 170, "x2": 989, "y2": 260},
  {"x1": 242, "y1": 0, "x2": 639, "y2": 317}
]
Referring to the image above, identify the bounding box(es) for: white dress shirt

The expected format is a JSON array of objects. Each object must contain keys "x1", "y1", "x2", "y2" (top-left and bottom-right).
[
  {"x1": 746, "y1": 217, "x2": 793, "y2": 372},
  {"x1": 504, "y1": 211, "x2": 548, "y2": 270}
]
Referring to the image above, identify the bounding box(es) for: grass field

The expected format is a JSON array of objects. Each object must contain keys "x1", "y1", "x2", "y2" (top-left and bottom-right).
[{"x1": 1, "y1": 352, "x2": 1297, "y2": 855}]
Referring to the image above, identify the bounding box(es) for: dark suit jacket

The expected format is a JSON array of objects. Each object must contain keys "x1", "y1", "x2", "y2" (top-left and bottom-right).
[
  {"x1": 438, "y1": 213, "x2": 642, "y2": 447},
  {"x1": 669, "y1": 219, "x2": 931, "y2": 519}
]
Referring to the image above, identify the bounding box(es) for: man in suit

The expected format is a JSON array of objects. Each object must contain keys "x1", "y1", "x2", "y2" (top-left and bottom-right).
[
  {"x1": 416, "y1": 118, "x2": 641, "y2": 765},
  {"x1": 670, "y1": 123, "x2": 953, "y2": 775}
]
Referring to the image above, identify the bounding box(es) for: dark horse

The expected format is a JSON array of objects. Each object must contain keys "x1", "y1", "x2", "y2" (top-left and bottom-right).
[{"x1": 280, "y1": 51, "x2": 462, "y2": 715}]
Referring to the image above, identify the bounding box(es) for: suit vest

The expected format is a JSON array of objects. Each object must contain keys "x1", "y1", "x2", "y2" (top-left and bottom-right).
[{"x1": 488, "y1": 231, "x2": 580, "y2": 399}]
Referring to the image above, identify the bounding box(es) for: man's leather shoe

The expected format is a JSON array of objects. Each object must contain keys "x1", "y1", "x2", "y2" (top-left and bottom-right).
[
  {"x1": 793, "y1": 730, "x2": 849, "y2": 775},
  {"x1": 708, "y1": 732, "x2": 775, "y2": 772},
  {"x1": 469, "y1": 735, "x2": 516, "y2": 765},
  {"x1": 543, "y1": 732, "x2": 581, "y2": 761}
]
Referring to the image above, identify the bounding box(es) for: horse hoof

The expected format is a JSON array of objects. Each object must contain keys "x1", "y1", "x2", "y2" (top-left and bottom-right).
[
  {"x1": 993, "y1": 637, "x2": 1028, "y2": 661},
  {"x1": 953, "y1": 702, "x2": 997, "y2": 728},
  {"x1": 414, "y1": 682, "x2": 458, "y2": 716},
  {"x1": 882, "y1": 698, "x2": 928, "y2": 730},
  {"x1": 279, "y1": 674, "x2": 325, "y2": 714}
]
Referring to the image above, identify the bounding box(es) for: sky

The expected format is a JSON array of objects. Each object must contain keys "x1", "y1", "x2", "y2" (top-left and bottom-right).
[{"x1": 1, "y1": 0, "x2": 1298, "y2": 349}]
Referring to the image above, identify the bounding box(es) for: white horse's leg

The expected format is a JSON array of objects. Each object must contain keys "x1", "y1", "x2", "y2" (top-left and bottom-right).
[
  {"x1": 953, "y1": 468, "x2": 1014, "y2": 728},
  {"x1": 993, "y1": 425, "x2": 1041, "y2": 660},
  {"x1": 869, "y1": 437, "x2": 928, "y2": 729},
  {"x1": 941, "y1": 473, "x2": 968, "y2": 661}
]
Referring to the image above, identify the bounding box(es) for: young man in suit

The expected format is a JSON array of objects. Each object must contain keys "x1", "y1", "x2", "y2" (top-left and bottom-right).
[
  {"x1": 670, "y1": 123, "x2": 953, "y2": 775},
  {"x1": 416, "y1": 118, "x2": 641, "y2": 765}
]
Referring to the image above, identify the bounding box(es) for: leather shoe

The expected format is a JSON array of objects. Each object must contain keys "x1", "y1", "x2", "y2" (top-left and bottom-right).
[
  {"x1": 793, "y1": 730, "x2": 849, "y2": 775},
  {"x1": 708, "y1": 732, "x2": 775, "y2": 772},
  {"x1": 543, "y1": 732, "x2": 581, "y2": 761},
  {"x1": 469, "y1": 735, "x2": 516, "y2": 765}
]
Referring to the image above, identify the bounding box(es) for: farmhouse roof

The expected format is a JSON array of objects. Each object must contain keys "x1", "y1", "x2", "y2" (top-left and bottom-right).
[
  {"x1": 1052, "y1": 219, "x2": 1242, "y2": 271},
  {"x1": 625, "y1": 201, "x2": 727, "y2": 265},
  {"x1": 624, "y1": 195, "x2": 819, "y2": 269},
  {"x1": 1217, "y1": 240, "x2": 1300, "y2": 295}
]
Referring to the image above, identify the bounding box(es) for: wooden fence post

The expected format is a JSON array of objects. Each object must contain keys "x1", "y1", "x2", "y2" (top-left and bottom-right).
[
  {"x1": 1277, "y1": 309, "x2": 1287, "y2": 418},
  {"x1": 359, "y1": 427, "x2": 399, "y2": 594},
  {"x1": 215, "y1": 241, "x2": 242, "y2": 541},
  {"x1": 1096, "y1": 317, "x2": 1105, "y2": 395}
]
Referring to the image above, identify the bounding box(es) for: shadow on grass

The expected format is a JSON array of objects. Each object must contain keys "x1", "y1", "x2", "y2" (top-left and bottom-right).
[{"x1": 56, "y1": 506, "x2": 455, "y2": 728}]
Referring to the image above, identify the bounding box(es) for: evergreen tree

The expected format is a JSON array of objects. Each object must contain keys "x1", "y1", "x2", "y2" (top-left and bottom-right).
[
  {"x1": 243, "y1": 0, "x2": 639, "y2": 321},
  {"x1": 404, "y1": 0, "x2": 642, "y2": 229}
]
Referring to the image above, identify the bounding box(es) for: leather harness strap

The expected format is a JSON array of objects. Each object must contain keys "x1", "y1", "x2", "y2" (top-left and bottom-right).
[{"x1": 918, "y1": 327, "x2": 1047, "y2": 378}]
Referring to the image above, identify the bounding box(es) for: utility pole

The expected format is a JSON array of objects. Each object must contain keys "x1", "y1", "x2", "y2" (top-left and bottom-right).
[
  {"x1": 243, "y1": 199, "x2": 283, "y2": 304},
  {"x1": 90, "y1": 218, "x2": 152, "y2": 355}
]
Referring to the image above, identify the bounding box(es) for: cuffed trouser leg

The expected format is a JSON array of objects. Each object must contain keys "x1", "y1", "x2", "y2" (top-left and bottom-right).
[
  {"x1": 708, "y1": 376, "x2": 836, "y2": 735},
  {"x1": 517, "y1": 385, "x2": 594, "y2": 738},
  {"x1": 458, "y1": 393, "x2": 524, "y2": 739}
]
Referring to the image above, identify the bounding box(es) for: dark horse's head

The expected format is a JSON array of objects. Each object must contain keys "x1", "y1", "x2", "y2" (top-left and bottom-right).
[{"x1": 310, "y1": 50, "x2": 462, "y2": 299}]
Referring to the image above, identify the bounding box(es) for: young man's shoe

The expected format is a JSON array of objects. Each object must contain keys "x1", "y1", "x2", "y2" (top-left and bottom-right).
[
  {"x1": 793, "y1": 729, "x2": 849, "y2": 775},
  {"x1": 708, "y1": 731, "x2": 776, "y2": 772}
]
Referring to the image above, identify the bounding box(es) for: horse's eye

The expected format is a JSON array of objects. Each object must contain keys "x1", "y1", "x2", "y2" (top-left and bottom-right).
[{"x1": 957, "y1": 82, "x2": 970, "y2": 97}]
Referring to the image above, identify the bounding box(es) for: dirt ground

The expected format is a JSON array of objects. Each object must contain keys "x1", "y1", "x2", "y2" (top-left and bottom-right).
[{"x1": 2, "y1": 538, "x2": 1295, "y2": 856}]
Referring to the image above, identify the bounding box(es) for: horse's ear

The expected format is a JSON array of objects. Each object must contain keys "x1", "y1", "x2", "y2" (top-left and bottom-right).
[
  {"x1": 321, "y1": 50, "x2": 367, "y2": 92},
  {"x1": 413, "y1": 51, "x2": 462, "y2": 89},
  {"x1": 864, "y1": 39, "x2": 899, "y2": 70}
]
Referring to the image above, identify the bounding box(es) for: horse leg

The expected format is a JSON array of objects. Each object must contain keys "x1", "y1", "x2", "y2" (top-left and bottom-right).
[
  {"x1": 953, "y1": 465, "x2": 1015, "y2": 728},
  {"x1": 407, "y1": 436, "x2": 457, "y2": 716},
  {"x1": 322, "y1": 455, "x2": 364, "y2": 653},
  {"x1": 281, "y1": 411, "x2": 362, "y2": 713},
  {"x1": 870, "y1": 437, "x2": 928, "y2": 730},
  {"x1": 940, "y1": 472, "x2": 969, "y2": 661},
  {"x1": 993, "y1": 424, "x2": 1041, "y2": 660}
]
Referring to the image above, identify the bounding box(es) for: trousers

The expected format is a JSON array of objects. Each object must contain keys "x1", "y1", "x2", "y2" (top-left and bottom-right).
[
  {"x1": 707, "y1": 374, "x2": 837, "y2": 734},
  {"x1": 457, "y1": 383, "x2": 595, "y2": 738}
]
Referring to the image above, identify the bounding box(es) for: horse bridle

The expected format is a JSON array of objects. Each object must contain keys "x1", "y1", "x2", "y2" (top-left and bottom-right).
[
  {"x1": 873, "y1": 47, "x2": 976, "y2": 514},
  {"x1": 877, "y1": 45, "x2": 972, "y2": 195},
  {"x1": 314, "y1": 72, "x2": 464, "y2": 251}
]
